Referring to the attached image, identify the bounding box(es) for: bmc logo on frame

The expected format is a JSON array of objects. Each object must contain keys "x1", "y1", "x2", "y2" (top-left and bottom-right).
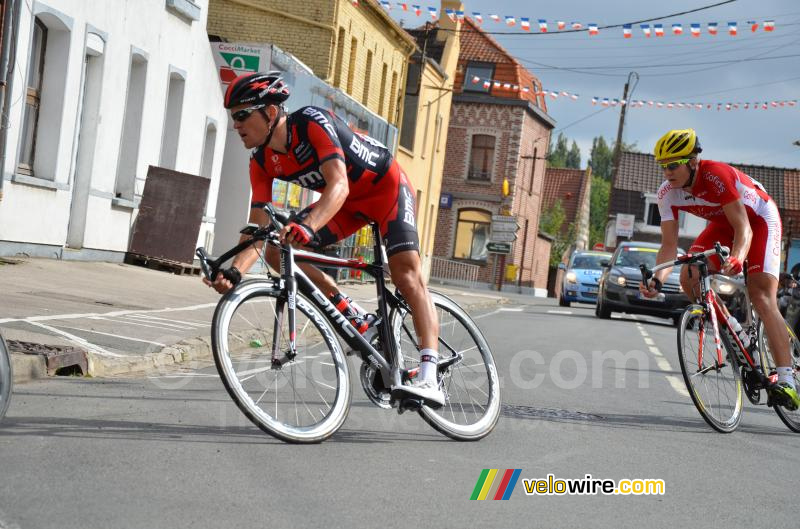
[{"x1": 470, "y1": 469, "x2": 522, "y2": 500}]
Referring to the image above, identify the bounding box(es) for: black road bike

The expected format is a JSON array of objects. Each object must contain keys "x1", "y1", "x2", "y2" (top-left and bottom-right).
[{"x1": 196, "y1": 205, "x2": 500, "y2": 443}]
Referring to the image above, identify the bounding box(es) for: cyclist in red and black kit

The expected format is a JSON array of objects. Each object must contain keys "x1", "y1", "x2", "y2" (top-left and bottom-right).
[
  {"x1": 639, "y1": 129, "x2": 800, "y2": 409},
  {"x1": 203, "y1": 71, "x2": 444, "y2": 406}
]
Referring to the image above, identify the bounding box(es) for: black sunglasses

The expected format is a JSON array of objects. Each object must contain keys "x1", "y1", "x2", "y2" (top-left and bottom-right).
[{"x1": 231, "y1": 104, "x2": 266, "y2": 123}]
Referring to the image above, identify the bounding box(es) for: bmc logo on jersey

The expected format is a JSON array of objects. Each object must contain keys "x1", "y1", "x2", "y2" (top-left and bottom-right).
[
  {"x1": 401, "y1": 185, "x2": 415, "y2": 227},
  {"x1": 302, "y1": 107, "x2": 337, "y2": 138},
  {"x1": 296, "y1": 170, "x2": 325, "y2": 188},
  {"x1": 349, "y1": 134, "x2": 380, "y2": 167}
]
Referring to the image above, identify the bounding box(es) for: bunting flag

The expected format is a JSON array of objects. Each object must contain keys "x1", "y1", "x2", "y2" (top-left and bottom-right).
[
  {"x1": 539, "y1": 19, "x2": 548, "y2": 32},
  {"x1": 571, "y1": 22, "x2": 583, "y2": 29},
  {"x1": 764, "y1": 20, "x2": 775, "y2": 31},
  {"x1": 489, "y1": 14, "x2": 500, "y2": 22},
  {"x1": 641, "y1": 24, "x2": 651, "y2": 37},
  {"x1": 483, "y1": 80, "x2": 490, "y2": 89},
  {"x1": 350, "y1": 0, "x2": 358, "y2": 6},
  {"x1": 728, "y1": 21, "x2": 737, "y2": 35},
  {"x1": 412, "y1": 4, "x2": 420, "y2": 16},
  {"x1": 521, "y1": 17, "x2": 530, "y2": 31},
  {"x1": 456, "y1": 10, "x2": 464, "y2": 21},
  {"x1": 505, "y1": 15, "x2": 516, "y2": 26},
  {"x1": 588, "y1": 23, "x2": 598, "y2": 35},
  {"x1": 672, "y1": 23, "x2": 683, "y2": 35},
  {"x1": 623, "y1": 24, "x2": 632, "y2": 38},
  {"x1": 445, "y1": 8, "x2": 455, "y2": 21},
  {"x1": 654, "y1": 23, "x2": 664, "y2": 36},
  {"x1": 691, "y1": 23, "x2": 700, "y2": 37},
  {"x1": 748, "y1": 20, "x2": 758, "y2": 32},
  {"x1": 473, "y1": 12, "x2": 482, "y2": 24},
  {"x1": 380, "y1": 1, "x2": 390, "y2": 10},
  {"x1": 400, "y1": 2, "x2": 408, "y2": 11},
  {"x1": 557, "y1": 21, "x2": 565, "y2": 30},
  {"x1": 708, "y1": 22, "x2": 718, "y2": 35},
  {"x1": 472, "y1": 75, "x2": 480, "y2": 84}
]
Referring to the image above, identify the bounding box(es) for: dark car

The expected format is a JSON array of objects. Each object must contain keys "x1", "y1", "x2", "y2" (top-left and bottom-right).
[
  {"x1": 558, "y1": 250, "x2": 612, "y2": 307},
  {"x1": 595, "y1": 241, "x2": 691, "y2": 325}
]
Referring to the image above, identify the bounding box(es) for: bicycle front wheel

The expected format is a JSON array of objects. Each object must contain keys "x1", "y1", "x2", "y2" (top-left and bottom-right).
[
  {"x1": 758, "y1": 320, "x2": 800, "y2": 433},
  {"x1": 390, "y1": 291, "x2": 500, "y2": 441},
  {"x1": 212, "y1": 279, "x2": 351, "y2": 443},
  {"x1": 0, "y1": 333, "x2": 12, "y2": 422},
  {"x1": 677, "y1": 305, "x2": 743, "y2": 433}
]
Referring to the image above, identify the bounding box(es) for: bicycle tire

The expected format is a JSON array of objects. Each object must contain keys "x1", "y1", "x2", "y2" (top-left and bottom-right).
[
  {"x1": 389, "y1": 291, "x2": 500, "y2": 441},
  {"x1": 757, "y1": 319, "x2": 800, "y2": 433},
  {"x1": 0, "y1": 333, "x2": 12, "y2": 422},
  {"x1": 676, "y1": 305, "x2": 743, "y2": 433},
  {"x1": 211, "y1": 279, "x2": 351, "y2": 443}
]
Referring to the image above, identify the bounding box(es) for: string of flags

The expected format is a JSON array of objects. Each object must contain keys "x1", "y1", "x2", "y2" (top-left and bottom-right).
[
  {"x1": 355, "y1": 1, "x2": 777, "y2": 38},
  {"x1": 467, "y1": 74, "x2": 796, "y2": 111}
]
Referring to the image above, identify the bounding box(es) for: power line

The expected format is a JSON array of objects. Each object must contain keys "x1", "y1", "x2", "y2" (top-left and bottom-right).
[
  {"x1": 521, "y1": 52, "x2": 800, "y2": 71},
  {"x1": 674, "y1": 75, "x2": 800, "y2": 98},
  {"x1": 552, "y1": 107, "x2": 613, "y2": 134}
]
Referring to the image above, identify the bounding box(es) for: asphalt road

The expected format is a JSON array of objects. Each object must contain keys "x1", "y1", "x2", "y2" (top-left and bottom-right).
[{"x1": 1, "y1": 302, "x2": 798, "y2": 529}]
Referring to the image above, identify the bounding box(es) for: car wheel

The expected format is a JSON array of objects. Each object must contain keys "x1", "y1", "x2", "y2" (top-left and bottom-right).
[
  {"x1": 559, "y1": 296, "x2": 570, "y2": 308},
  {"x1": 672, "y1": 314, "x2": 681, "y2": 327},
  {"x1": 595, "y1": 292, "x2": 611, "y2": 319}
]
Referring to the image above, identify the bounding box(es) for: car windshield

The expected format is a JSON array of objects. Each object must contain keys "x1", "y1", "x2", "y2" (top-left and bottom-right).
[
  {"x1": 570, "y1": 254, "x2": 609, "y2": 270},
  {"x1": 615, "y1": 247, "x2": 659, "y2": 268}
]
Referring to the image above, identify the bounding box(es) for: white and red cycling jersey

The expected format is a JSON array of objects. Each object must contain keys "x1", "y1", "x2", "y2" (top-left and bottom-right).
[{"x1": 656, "y1": 159, "x2": 782, "y2": 278}]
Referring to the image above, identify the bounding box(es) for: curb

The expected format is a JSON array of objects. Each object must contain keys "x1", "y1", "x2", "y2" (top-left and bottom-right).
[{"x1": 10, "y1": 353, "x2": 47, "y2": 383}]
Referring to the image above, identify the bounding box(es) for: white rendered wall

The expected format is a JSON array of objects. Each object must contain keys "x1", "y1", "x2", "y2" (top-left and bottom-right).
[{"x1": 0, "y1": 0, "x2": 227, "y2": 255}]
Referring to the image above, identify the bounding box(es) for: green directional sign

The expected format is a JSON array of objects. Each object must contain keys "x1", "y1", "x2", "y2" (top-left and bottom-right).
[
  {"x1": 486, "y1": 242, "x2": 511, "y2": 254},
  {"x1": 219, "y1": 52, "x2": 260, "y2": 72}
]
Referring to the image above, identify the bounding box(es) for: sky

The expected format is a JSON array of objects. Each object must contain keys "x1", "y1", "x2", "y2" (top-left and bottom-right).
[{"x1": 391, "y1": 0, "x2": 800, "y2": 169}]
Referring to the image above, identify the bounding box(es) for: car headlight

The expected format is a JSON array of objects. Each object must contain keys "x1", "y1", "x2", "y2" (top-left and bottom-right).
[
  {"x1": 609, "y1": 272, "x2": 626, "y2": 286},
  {"x1": 717, "y1": 282, "x2": 734, "y2": 294},
  {"x1": 566, "y1": 271, "x2": 577, "y2": 283}
]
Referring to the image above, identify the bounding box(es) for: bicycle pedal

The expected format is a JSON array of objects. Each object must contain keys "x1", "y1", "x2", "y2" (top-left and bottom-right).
[{"x1": 397, "y1": 397, "x2": 423, "y2": 414}]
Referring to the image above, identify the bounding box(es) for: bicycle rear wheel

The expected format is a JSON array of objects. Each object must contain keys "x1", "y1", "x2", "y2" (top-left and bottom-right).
[
  {"x1": 677, "y1": 305, "x2": 743, "y2": 433},
  {"x1": 211, "y1": 279, "x2": 351, "y2": 443},
  {"x1": 0, "y1": 333, "x2": 12, "y2": 422},
  {"x1": 758, "y1": 320, "x2": 800, "y2": 432},
  {"x1": 390, "y1": 291, "x2": 500, "y2": 441}
]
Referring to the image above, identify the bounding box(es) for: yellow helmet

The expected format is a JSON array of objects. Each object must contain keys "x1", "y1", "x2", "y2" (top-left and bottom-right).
[{"x1": 653, "y1": 129, "x2": 702, "y2": 161}]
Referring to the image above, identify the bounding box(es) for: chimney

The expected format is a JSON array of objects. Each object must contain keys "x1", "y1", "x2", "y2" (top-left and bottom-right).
[{"x1": 437, "y1": 0, "x2": 463, "y2": 42}]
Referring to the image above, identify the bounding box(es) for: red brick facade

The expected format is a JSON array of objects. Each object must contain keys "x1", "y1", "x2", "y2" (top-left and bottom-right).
[{"x1": 432, "y1": 19, "x2": 556, "y2": 291}]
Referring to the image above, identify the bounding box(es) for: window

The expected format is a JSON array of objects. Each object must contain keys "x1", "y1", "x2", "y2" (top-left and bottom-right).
[
  {"x1": 346, "y1": 38, "x2": 357, "y2": 95},
  {"x1": 646, "y1": 203, "x2": 661, "y2": 226},
  {"x1": 468, "y1": 135, "x2": 495, "y2": 181},
  {"x1": 160, "y1": 70, "x2": 186, "y2": 170},
  {"x1": 18, "y1": 19, "x2": 47, "y2": 175},
  {"x1": 333, "y1": 28, "x2": 345, "y2": 88},
  {"x1": 399, "y1": 62, "x2": 420, "y2": 151},
  {"x1": 388, "y1": 71, "x2": 398, "y2": 124},
  {"x1": 528, "y1": 147, "x2": 538, "y2": 195},
  {"x1": 378, "y1": 63, "x2": 388, "y2": 117},
  {"x1": 362, "y1": 50, "x2": 373, "y2": 106},
  {"x1": 115, "y1": 52, "x2": 148, "y2": 200},
  {"x1": 464, "y1": 62, "x2": 493, "y2": 93},
  {"x1": 454, "y1": 209, "x2": 491, "y2": 261}
]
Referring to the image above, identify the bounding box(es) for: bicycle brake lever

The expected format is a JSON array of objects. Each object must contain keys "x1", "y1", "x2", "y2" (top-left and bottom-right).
[{"x1": 639, "y1": 264, "x2": 652, "y2": 285}]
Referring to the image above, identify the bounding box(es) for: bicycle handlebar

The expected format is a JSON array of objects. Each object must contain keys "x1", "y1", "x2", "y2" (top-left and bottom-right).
[{"x1": 639, "y1": 243, "x2": 731, "y2": 286}]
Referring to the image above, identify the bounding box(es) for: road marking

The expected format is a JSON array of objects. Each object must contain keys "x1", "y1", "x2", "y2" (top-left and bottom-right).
[
  {"x1": 648, "y1": 346, "x2": 663, "y2": 357},
  {"x1": 655, "y1": 357, "x2": 673, "y2": 372},
  {"x1": 667, "y1": 375, "x2": 690, "y2": 397},
  {"x1": 124, "y1": 314, "x2": 209, "y2": 328},
  {"x1": 643, "y1": 337, "x2": 655, "y2": 346},
  {"x1": 547, "y1": 310, "x2": 573, "y2": 315},
  {"x1": 25, "y1": 321, "x2": 127, "y2": 357},
  {"x1": 499, "y1": 307, "x2": 524, "y2": 312},
  {"x1": 0, "y1": 302, "x2": 218, "y2": 324},
  {"x1": 50, "y1": 325, "x2": 167, "y2": 347},
  {"x1": 90, "y1": 316, "x2": 186, "y2": 331}
]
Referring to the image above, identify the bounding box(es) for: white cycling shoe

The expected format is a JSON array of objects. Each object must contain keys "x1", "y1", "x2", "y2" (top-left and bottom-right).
[{"x1": 392, "y1": 379, "x2": 445, "y2": 407}]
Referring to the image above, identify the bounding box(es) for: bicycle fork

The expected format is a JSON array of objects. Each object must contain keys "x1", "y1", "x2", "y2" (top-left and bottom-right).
[{"x1": 271, "y1": 246, "x2": 298, "y2": 369}]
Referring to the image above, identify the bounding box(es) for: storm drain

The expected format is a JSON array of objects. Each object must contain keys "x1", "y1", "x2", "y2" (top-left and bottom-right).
[
  {"x1": 6, "y1": 340, "x2": 88, "y2": 376},
  {"x1": 501, "y1": 404, "x2": 604, "y2": 422}
]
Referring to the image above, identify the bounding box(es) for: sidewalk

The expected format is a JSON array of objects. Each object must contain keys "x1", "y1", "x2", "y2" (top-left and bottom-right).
[{"x1": 0, "y1": 257, "x2": 539, "y2": 382}]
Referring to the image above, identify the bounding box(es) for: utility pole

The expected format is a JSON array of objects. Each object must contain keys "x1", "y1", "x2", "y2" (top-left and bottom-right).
[{"x1": 610, "y1": 71, "x2": 639, "y2": 191}]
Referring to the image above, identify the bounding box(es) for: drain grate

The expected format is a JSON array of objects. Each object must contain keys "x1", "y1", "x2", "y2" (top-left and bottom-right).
[
  {"x1": 502, "y1": 404, "x2": 603, "y2": 422},
  {"x1": 6, "y1": 340, "x2": 88, "y2": 376}
]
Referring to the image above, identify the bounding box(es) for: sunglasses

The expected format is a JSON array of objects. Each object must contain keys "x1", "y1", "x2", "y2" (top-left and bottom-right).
[
  {"x1": 231, "y1": 104, "x2": 266, "y2": 122},
  {"x1": 659, "y1": 158, "x2": 691, "y2": 170}
]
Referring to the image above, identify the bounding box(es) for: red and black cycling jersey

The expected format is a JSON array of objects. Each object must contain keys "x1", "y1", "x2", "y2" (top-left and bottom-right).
[{"x1": 249, "y1": 106, "x2": 394, "y2": 205}]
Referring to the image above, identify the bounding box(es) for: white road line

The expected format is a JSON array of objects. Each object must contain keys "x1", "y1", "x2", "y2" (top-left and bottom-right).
[
  {"x1": 643, "y1": 337, "x2": 655, "y2": 346},
  {"x1": 648, "y1": 346, "x2": 663, "y2": 357},
  {"x1": 50, "y1": 325, "x2": 167, "y2": 347},
  {"x1": 90, "y1": 316, "x2": 186, "y2": 331},
  {"x1": 120, "y1": 315, "x2": 195, "y2": 330},
  {"x1": 125, "y1": 314, "x2": 210, "y2": 328},
  {"x1": 667, "y1": 375, "x2": 690, "y2": 397},
  {"x1": 547, "y1": 310, "x2": 573, "y2": 315},
  {"x1": 655, "y1": 357, "x2": 673, "y2": 372},
  {"x1": 499, "y1": 307, "x2": 524, "y2": 312},
  {"x1": 0, "y1": 302, "x2": 218, "y2": 324},
  {"x1": 26, "y1": 321, "x2": 127, "y2": 358}
]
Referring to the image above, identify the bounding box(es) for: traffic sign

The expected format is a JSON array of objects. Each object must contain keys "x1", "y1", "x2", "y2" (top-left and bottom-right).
[
  {"x1": 489, "y1": 231, "x2": 517, "y2": 243},
  {"x1": 486, "y1": 242, "x2": 512, "y2": 254},
  {"x1": 491, "y1": 222, "x2": 519, "y2": 233}
]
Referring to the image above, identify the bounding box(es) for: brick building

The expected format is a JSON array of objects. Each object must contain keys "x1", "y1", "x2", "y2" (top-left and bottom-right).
[
  {"x1": 207, "y1": 0, "x2": 415, "y2": 126},
  {"x1": 431, "y1": 18, "x2": 555, "y2": 294}
]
